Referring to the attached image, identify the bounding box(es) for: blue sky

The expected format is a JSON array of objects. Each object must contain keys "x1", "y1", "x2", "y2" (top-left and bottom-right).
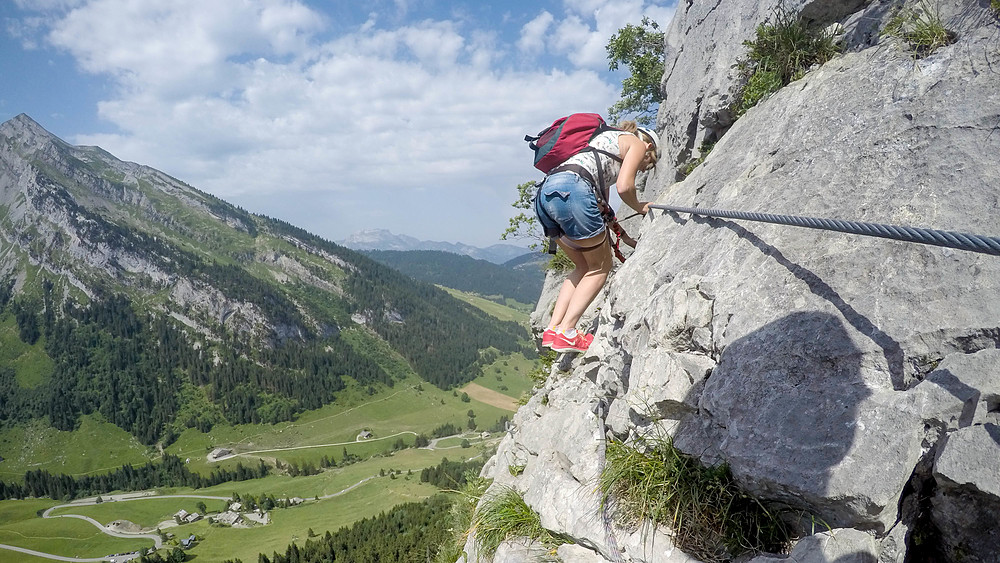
[{"x1": 0, "y1": 0, "x2": 675, "y2": 248}]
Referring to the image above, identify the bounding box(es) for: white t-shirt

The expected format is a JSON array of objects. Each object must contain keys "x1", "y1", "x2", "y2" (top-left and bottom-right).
[{"x1": 560, "y1": 130, "x2": 630, "y2": 211}]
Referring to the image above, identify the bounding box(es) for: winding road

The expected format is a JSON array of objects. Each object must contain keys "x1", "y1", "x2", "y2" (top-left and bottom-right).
[{"x1": 0, "y1": 478, "x2": 380, "y2": 562}]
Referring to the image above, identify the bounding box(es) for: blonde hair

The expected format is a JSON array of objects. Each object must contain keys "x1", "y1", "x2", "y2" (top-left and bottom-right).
[{"x1": 617, "y1": 120, "x2": 659, "y2": 166}]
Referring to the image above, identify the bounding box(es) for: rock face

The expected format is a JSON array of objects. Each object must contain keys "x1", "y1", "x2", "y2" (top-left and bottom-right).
[
  {"x1": 470, "y1": 1, "x2": 1000, "y2": 561},
  {"x1": 0, "y1": 113, "x2": 274, "y2": 338}
]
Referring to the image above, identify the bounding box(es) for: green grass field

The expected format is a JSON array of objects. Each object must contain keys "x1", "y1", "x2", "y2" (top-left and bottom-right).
[
  {"x1": 0, "y1": 314, "x2": 54, "y2": 388},
  {"x1": 0, "y1": 498, "x2": 151, "y2": 561},
  {"x1": 166, "y1": 372, "x2": 517, "y2": 476},
  {"x1": 439, "y1": 286, "x2": 531, "y2": 323},
  {"x1": 0, "y1": 284, "x2": 538, "y2": 562},
  {"x1": 0, "y1": 355, "x2": 531, "y2": 481},
  {"x1": 0, "y1": 416, "x2": 153, "y2": 481},
  {"x1": 474, "y1": 352, "x2": 538, "y2": 399},
  {"x1": 49, "y1": 497, "x2": 227, "y2": 528},
  {"x1": 185, "y1": 477, "x2": 441, "y2": 563},
  {"x1": 0, "y1": 444, "x2": 486, "y2": 563}
]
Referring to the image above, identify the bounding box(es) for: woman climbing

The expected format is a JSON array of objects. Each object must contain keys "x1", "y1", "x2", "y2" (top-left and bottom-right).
[{"x1": 535, "y1": 120, "x2": 660, "y2": 353}]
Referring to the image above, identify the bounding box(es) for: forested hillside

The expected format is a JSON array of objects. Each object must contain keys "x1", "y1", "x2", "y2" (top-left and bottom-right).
[
  {"x1": 364, "y1": 249, "x2": 544, "y2": 305},
  {"x1": 0, "y1": 114, "x2": 529, "y2": 446}
]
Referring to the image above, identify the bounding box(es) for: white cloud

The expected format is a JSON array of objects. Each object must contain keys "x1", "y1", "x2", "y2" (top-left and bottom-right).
[
  {"x1": 14, "y1": 0, "x2": 677, "y2": 245},
  {"x1": 522, "y1": 1, "x2": 674, "y2": 69},
  {"x1": 13, "y1": 0, "x2": 83, "y2": 10},
  {"x1": 399, "y1": 20, "x2": 465, "y2": 70},
  {"x1": 518, "y1": 11, "x2": 553, "y2": 54},
  {"x1": 5, "y1": 15, "x2": 46, "y2": 49},
  {"x1": 46, "y1": 0, "x2": 324, "y2": 93}
]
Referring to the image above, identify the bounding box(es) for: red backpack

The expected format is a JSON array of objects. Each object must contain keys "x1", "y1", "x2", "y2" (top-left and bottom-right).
[
  {"x1": 526, "y1": 113, "x2": 632, "y2": 262},
  {"x1": 525, "y1": 113, "x2": 620, "y2": 173}
]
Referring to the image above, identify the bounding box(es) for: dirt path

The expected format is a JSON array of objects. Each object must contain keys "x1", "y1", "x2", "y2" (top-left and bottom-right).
[
  {"x1": 210, "y1": 430, "x2": 419, "y2": 462},
  {"x1": 460, "y1": 383, "x2": 518, "y2": 411}
]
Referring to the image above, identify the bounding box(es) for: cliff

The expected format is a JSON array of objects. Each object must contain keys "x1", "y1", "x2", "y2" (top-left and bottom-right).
[{"x1": 466, "y1": 0, "x2": 1000, "y2": 561}]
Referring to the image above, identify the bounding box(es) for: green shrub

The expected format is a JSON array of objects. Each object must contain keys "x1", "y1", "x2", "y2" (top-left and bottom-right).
[
  {"x1": 883, "y1": 1, "x2": 956, "y2": 57},
  {"x1": 547, "y1": 248, "x2": 574, "y2": 272},
  {"x1": 600, "y1": 438, "x2": 792, "y2": 562},
  {"x1": 680, "y1": 141, "x2": 716, "y2": 178},
  {"x1": 528, "y1": 350, "x2": 556, "y2": 387},
  {"x1": 606, "y1": 16, "x2": 666, "y2": 125},
  {"x1": 472, "y1": 486, "x2": 565, "y2": 558},
  {"x1": 735, "y1": 9, "x2": 839, "y2": 116}
]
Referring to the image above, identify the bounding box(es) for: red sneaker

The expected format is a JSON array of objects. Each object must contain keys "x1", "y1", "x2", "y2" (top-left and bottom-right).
[
  {"x1": 551, "y1": 332, "x2": 593, "y2": 353},
  {"x1": 541, "y1": 329, "x2": 557, "y2": 349}
]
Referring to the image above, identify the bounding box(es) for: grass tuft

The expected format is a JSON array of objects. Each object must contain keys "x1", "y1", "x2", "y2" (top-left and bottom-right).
[
  {"x1": 735, "y1": 9, "x2": 839, "y2": 116},
  {"x1": 432, "y1": 472, "x2": 492, "y2": 563},
  {"x1": 472, "y1": 485, "x2": 565, "y2": 559},
  {"x1": 883, "y1": 1, "x2": 956, "y2": 57},
  {"x1": 600, "y1": 438, "x2": 792, "y2": 563}
]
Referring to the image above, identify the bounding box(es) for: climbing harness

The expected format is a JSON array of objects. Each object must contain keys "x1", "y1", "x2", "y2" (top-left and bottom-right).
[
  {"x1": 649, "y1": 204, "x2": 1000, "y2": 256},
  {"x1": 534, "y1": 165, "x2": 635, "y2": 262}
]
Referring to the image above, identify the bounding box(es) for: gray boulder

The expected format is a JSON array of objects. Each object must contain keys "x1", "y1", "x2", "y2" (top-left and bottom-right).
[
  {"x1": 465, "y1": 1, "x2": 1000, "y2": 561},
  {"x1": 931, "y1": 423, "x2": 1000, "y2": 562}
]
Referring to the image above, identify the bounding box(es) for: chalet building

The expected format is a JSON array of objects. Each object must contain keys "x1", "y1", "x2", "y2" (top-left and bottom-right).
[{"x1": 212, "y1": 511, "x2": 242, "y2": 526}]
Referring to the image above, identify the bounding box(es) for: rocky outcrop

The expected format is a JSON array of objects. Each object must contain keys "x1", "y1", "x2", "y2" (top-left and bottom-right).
[
  {"x1": 472, "y1": 1, "x2": 1000, "y2": 561},
  {"x1": 0, "y1": 114, "x2": 306, "y2": 341}
]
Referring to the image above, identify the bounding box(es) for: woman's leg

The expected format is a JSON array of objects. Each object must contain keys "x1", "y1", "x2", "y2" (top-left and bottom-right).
[
  {"x1": 551, "y1": 231, "x2": 612, "y2": 333},
  {"x1": 548, "y1": 243, "x2": 588, "y2": 330}
]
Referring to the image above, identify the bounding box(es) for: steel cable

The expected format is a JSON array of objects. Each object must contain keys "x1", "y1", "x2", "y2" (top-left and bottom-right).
[{"x1": 649, "y1": 204, "x2": 1000, "y2": 256}]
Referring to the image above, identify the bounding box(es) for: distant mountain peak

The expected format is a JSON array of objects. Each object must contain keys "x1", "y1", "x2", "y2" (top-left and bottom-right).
[
  {"x1": 1, "y1": 113, "x2": 65, "y2": 151},
  {"x1": 338, "y1": 229, "x2": 530, "y2": 265}
]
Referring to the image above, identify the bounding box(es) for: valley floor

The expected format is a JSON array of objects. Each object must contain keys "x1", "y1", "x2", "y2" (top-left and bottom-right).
[{"x1": 0, "y1": 351, "x2": 536, "y2": 563}]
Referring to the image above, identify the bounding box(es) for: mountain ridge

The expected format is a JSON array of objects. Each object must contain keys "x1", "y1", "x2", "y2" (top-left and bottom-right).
[
  {"x1": 363, "y1": 249, "x2": 544, "y2": 306},
  {"x1": 0, "y1": 113, "x2": 528, "y2": 446},
  {"x1": 339, "y1": 228, "x2": 531, "y2": 264}
]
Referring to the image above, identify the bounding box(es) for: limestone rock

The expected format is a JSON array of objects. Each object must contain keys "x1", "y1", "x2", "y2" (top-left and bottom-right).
[
  {"x1": 748, "y1": 528, "x2": 878, "y2": 563},
  {"x1": 475, "y1": 1, "x2": 1000, "y2": 561},
  {"x1": 931, "y1": 423, "x2": 1000, "y2": 561}
]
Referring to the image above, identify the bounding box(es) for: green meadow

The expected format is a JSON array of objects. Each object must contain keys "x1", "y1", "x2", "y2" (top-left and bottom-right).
[
  {"x1": 473, "y1": 352, "x2": 538, "y2": 399},
  {"x1": 166, "y1": 371, "x2": 516, "y2": 476},
  {"x1": 0, "y1": 415, "x2": 152, "y2": 481},
  {"x1": 49, "y1": 497, "x2": 228, "y2": 528},
  {"x1": 186, "y1": 477, "x2": 441, "y2": 563},
  {"x1": 0, "y1": 282, "x2": 538, "y2": 562},
  {"x1": 0, "y1": 444, "x2": 485, "y2": 563},
  {"x1": 0, "y1": 314, "x2": 53, "y2": 388},
  {"x1": 0, "y1": 350, "x2": 532, "y2": 481},
  {"x1": 0, "y1": 498, "x2": 150, "y2": 560},
  {"x1": 440, "y1": 286, "x2": 533, "y2": 323}
]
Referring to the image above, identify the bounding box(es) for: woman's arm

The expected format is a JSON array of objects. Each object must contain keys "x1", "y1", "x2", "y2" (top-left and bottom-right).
[{"x1": 616, "y1": 134, "x2": 650, "y2": 215}]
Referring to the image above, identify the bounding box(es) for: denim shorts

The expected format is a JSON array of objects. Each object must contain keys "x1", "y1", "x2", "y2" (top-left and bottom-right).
[{"x1": 534, "y1": 172, "x2": 605, "y2": 240}]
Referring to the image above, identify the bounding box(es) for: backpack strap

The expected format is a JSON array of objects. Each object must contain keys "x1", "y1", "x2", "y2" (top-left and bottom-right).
[{"x1": 533, "y1": 179, "x2": 562, "y2": 255}]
